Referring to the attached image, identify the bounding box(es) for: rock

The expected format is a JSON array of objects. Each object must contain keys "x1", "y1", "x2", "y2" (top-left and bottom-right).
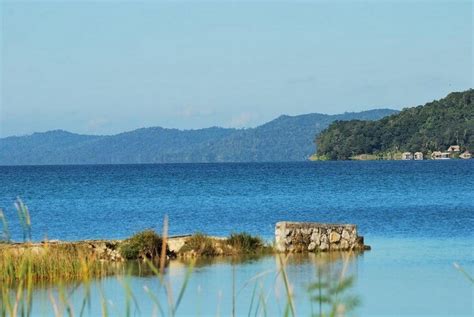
[
  {"x1": 311, "y1": 232, "x2": 320, "y2": 245},
  {"x1": 301, "y1": 228, "x2": 312, "y2": 235},
  {"x1": 320, "y1": 242, "x2": 329, "y2": 251},
  {"x1": 308, "y1": 242, "x2": 317, "y2": 251},
  {"x1": 342, "y1": 230, "x2": 350, "y2": 240},
  {"x1": 329, "y1": 232, "x2": 341, "y2": 243},
  {"x1": 274, "y1": 222, "x2": 370, "y2": 253},
  {"x1": 349, "y1": 235, "x2": 357, "y2": 244},
  {"x1": 340, "y1": 239, "x2": 349, "y2": 249}
]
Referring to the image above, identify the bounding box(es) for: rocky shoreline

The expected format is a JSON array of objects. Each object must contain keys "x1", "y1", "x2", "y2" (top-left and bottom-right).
[
  {"x1": 1, "y1": 222, "x2": 370, "y2": 263},
  {"x1": 275, "y1": 222, "x2": 370, "y2": 253}
]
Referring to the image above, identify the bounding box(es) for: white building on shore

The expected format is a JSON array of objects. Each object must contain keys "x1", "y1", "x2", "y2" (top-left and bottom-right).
[
  {"x1": 460, "y1": 151, "x2": 472, "y2": 159},
  {"x1": 401, "y1": 152, "x2": 413, "y2": 160},
  {"x1": 431, "y1": 151, "x2": 450, "y2": 160},
  {"x1": 447, "y1": 145, "x2": 460, "y2": 153},
  {"x1": 414, "y1": 152, "x2": 423, "y2": 160}
]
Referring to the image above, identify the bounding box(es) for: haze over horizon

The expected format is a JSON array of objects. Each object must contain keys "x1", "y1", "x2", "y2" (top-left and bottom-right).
[
  {"x1": 1, "y1": 108, "x2": 399, "y2": 138},
  {"x1": 1, "y1": 0, "x2": 472, "y2": 137}
]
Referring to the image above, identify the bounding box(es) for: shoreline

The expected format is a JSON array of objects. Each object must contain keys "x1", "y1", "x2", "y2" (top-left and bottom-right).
[{"x1": 1, "y1": 225, "x2": 371, "y2": 284}]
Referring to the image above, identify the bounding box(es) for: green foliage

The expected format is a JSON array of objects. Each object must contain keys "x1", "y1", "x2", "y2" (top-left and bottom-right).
[
  {"x1": 180, "y1": 232, "x2": 273, "y2": 256},
  {"x1": 179, "y1": 233, "x2": 220, "y2": 257},
  {"x1": 0, "y1": 244, "x2": 110, "y2": 284},
  {"x1": 316, "y1": 89, "x2": 474, "y2": 160},
  {"x1": 226, "y1": 232, "x2": 266, "y2": 253},
  {"x1": 119, "y1": 230, "x2": 165, "y2": 260},
  {"x1": 15, "y1": 198, "x2": 32, "y2": 242},
  {"x1": 0, "y1": 208, "x2": 10, "y2": 243},
  {"x1": 0, "y1": 110, "x2": 396, "y2": 164},
  {"x1": 308, "y1": 267, "x2": 360, "y2": 316}
]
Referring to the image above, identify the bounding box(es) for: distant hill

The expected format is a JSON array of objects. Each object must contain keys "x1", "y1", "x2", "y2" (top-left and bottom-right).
[
  {"x1": 0, "y1": 109, "x2": 397, "y2": 165},
  {"x1": 316, "y1": 90, "x2": 474, "y2": 160}
]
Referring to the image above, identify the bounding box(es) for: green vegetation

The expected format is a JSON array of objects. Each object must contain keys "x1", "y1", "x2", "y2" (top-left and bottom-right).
[
  {"x1": 316, "y1": 89, "x2": 474, "y2": 160},
  {"x1": 226, "y1": 232, "x2": 269, "y2": 254},
  {"x1": 454, "y1": 262, "x2": 474, "y2": 284},
  {"x1": 0, "y1": 244, "x2": 111, "y2": 284},
  {"x1": 179, "y1": 233, "x2": 221, "y2": 257},
  {"x1": 308, "y1": 262, "x2": 359, "y2": 316},
  {"x1": 308, "y1": 154, "x2": 330, "y2": 161},
  {"x1": 0, "y1": 109, "x2": 396, "y2": 164},
  {"x1": 0, "y1": 199, "x2": 112, "y2": 284},
  {"x1": 179, "y1": 232, "x2": 272, "y2": 257},
  {"x1": 0, "y1": 199, "x2": 364, "y2": 316},
  {"x1": 350, "y1": 154, "x2": 381, "y2": 161},
  {"x1": 0, "y1": 208, "x2": 10, "y2": 243},
  {"x1": 119, "y1": 230, "x2": 166, "y2": 260}
]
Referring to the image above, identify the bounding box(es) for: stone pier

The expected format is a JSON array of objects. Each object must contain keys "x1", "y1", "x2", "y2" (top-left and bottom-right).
[{"x1": 275, "y1": 221, "x2": 370, "y2": 252}]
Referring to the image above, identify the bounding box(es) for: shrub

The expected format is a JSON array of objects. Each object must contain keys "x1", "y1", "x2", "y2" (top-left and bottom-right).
[
  {"x1": 180, "y1": 233, "x2": 220, "y2": 256},
  {"x1": 119, "y1": 230, "x2": 165, "y2": 260},
  {"x1": 226, "y1": 232, "x2": 266, "y2": 253}
]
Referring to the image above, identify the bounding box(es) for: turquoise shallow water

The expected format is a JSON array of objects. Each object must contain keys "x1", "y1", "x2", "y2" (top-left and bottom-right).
[
  {"x1": 24, "y1": 237, "x2": 473, "y2": 316},
  {"x1": 1, "y1": 161, "x2": 473, "y2": 316}
]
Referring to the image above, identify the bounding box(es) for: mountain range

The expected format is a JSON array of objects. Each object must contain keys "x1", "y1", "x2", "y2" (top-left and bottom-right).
[{"x1": 0, "y1": 109, "x2": 397, "y2": 165}]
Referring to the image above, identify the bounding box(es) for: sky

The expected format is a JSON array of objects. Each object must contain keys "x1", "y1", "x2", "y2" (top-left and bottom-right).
[{"x1": 0, "y1": 0, "x2": 472, "y2": 137}]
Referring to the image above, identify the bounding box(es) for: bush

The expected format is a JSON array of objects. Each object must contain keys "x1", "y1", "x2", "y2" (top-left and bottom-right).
[
  {"x1": 119, "y1": 230, "x2": 165, "y2": 260},
  {"x1": 227, "y1": 233, "x2": 266, "y2": 253},
  {"x1": 180, "y1": 233, "x2": 220, "y2": 257}
]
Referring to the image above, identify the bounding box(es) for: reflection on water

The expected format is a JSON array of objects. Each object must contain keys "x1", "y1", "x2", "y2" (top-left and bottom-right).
[
  {"x1": 2, "y1": 238, "x2": 473, "y2": 316},
  {"x1": 3, "y1": 252, "x2": 361, "y2": 316}
]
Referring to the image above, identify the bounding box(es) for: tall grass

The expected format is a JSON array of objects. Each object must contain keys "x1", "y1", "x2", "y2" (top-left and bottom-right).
[
  {"x1": 0, "y1": 208, "x2": 10, "y2": 243},
  {"x1": 0, "y1": 199, "x2": 365, "y2": 317},
  {"x1": 0, "y1": 244, "x2": 114, "y2": 284},
  {"x1": 0, "y1": 198, "x2": 117, "y2": 284},
  {"x1": 14, "y1": 198, "x2": 32, "y2": 243},
  {"x1": 179, "y1": 232, "x2": 273, "y2": 257},
  {"x1": 307, "y1": 253, "x2": 360, "y2": 317},
  {"x1": 453, "y1": 262, "x2": 474, "y2": 284}
]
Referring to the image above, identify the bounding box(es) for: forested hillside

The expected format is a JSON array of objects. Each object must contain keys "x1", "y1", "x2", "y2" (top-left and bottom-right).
[
  {"x1": 316, "y1": 90, "x2": 474, "y2": 160},
  {"x1": 0, "y1": 109, "x2": 396, "y2": 165}
]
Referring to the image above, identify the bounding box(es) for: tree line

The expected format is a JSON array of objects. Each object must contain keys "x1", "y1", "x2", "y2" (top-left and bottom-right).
[{"x1": 316, "y1": 89, "x2": 474, "y2": 160}]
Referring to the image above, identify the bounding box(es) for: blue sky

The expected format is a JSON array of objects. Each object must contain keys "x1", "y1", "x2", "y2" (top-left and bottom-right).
[{"x1": 1, "y1": 0, "x2": 472, "y2": 137}]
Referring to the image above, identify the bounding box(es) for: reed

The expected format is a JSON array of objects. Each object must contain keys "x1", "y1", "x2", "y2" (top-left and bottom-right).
[
  {"x1": 453, "y1": 262, "x2": 474, "y2": 284},
  {"x1": 0, "y1": 208, "x2": 10, "y2": 243},
  {"x1": 14, "y1": 198, "x2": 32, "y2": 243},
  {"x1": 0, "y1": 244, "x2": 112, "y2": 284},
  {"x1": 0, "y1": 198, "x2": 367, "y2": 317}
]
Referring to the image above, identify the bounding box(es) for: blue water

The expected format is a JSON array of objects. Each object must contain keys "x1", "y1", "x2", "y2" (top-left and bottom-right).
[
  {"x1": 1, "y1": 161, "x2": 473, "y2": 241},
  {"x1": 1, "y1": 161, "x2": 473, "y2": 316}
]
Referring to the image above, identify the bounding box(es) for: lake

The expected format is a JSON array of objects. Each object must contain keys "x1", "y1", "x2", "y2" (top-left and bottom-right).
[{"x1": 1, "y1": 161, "x2": 473, "y2": 316}]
